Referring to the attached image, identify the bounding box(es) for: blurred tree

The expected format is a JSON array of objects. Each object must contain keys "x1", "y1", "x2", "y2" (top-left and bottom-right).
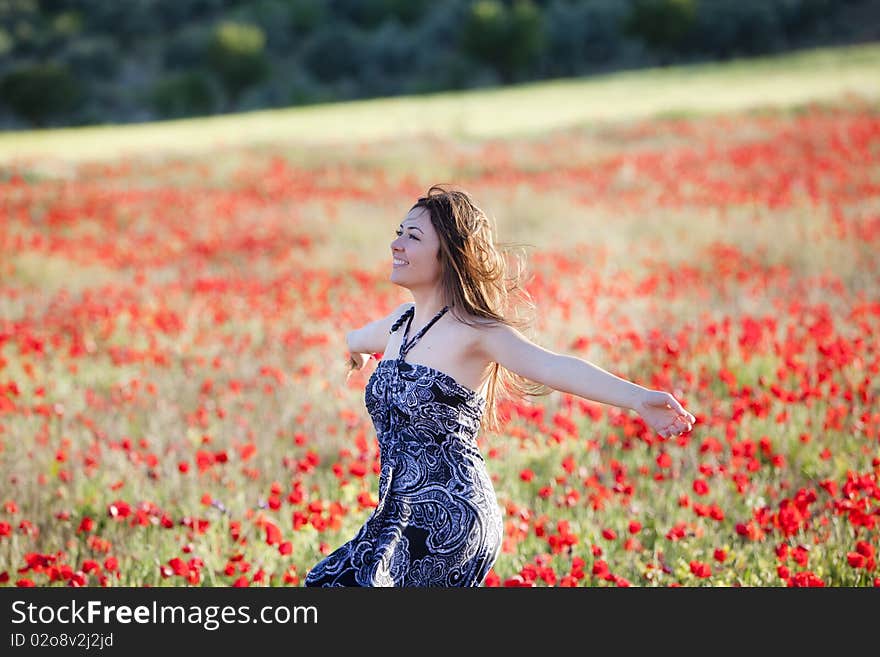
[
  {"x1": 403, "y1": 1, "x2": 485, "y2": 93},
  {"x1": 0, "y1": 62, "x2": 82, "y2": 127},
  {"x1": 50, "y1": 9, "x2": 82, "y2": 39},
  {"x1": 206, "y1": 21, "x2": 270, "y2": 111},
  {"x1": 229, "y1": 0, "x2": 295, "y2": 50},
  {"x1": 286, "y1": 0, "x2": 327, "y2": 33},
  {"x1": 461, "y1": 0, "x2": 545, "y2": 83},
  {"x1": 78, "y1": 1, "x2": 161, "y2": 45},
  {"x1": 384, "y1": 0, "x2": 432, "y2": 26},
  {"x1": 0, "y1": 27, "x2": 13, "y2": 58},
  {"x1": 164, "y1": 23, "x2": 214, "y2": 70},
  {"x1": 150, "y1": 0, "x2": 230, "y2": 31},
  {"x1": 687, "y1": 1, "x2": 781, "y2": 58},
  {"x1": 624, "y1": 0, "x2": 697, "y2": 62},
  {"x1": 542, "y1": 0, "x2": 633, "y2": 77},
  {"x1": 331, "y1": 0, "x2": 431, "y2": 29},
  {"x1": 300, "y1": 22, "x2": 366, "y2": 84},
  {"x1": 63, "y1": 35, "x2": 119, "y2": 78},
  {"x1": 151, "y1": 70, "x2": 217, "y2": 118},
  {"x1": 358, "y1": 18, "x2": 413, "y2": 96}
]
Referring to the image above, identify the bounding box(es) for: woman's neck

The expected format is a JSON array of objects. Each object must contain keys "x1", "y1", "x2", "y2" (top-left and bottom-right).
[{"x1": 408, "y1": 287, "x2": 449, "y2": 328}]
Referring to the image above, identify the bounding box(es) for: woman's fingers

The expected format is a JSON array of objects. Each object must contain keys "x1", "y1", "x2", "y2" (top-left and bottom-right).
[
  {"x1": 647, "y1": 391, "x2": 696, "y2": 438},
  {"x1": 675, "y1": 406, "x2": 696, "y2": 425},
  {"x1": 659, "y1": 395, "x2": 694, "y2": 421},
  {"x1": 659, "y1": 417, "x2": 694, "y2": 438}
]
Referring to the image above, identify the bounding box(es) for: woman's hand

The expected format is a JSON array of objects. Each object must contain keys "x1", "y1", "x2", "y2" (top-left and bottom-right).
[
  {"x1": 345, "y1": 351, "x2": 372, "y2": 382},
  {"x1": 632, "y1": 389, "x2": 696, "y2": 439}
]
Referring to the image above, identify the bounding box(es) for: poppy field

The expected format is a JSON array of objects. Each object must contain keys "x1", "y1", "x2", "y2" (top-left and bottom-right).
[{"x1": 1, "y1": 87, "x2": 878, "y2": 587}]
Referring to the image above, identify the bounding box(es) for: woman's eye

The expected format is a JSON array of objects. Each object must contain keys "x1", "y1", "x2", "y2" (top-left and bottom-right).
[{"x1": 395, "y1": 229, "x2": 418, "y2": 240}]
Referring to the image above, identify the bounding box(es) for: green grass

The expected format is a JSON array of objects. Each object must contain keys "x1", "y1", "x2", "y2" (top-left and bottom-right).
[{"x1": 1, "y1": 42, "x2": 879, "y2": 165}]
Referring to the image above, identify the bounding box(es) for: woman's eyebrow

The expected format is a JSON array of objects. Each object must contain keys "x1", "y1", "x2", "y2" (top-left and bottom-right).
[{"x1": 399, "y1": 223, "x2": 424, "y2": 233}]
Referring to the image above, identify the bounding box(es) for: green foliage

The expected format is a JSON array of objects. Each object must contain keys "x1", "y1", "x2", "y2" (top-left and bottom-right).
[
  {"x1": 78, "y1": 2, "x2": 162, "y2": 43},
  {"x1": 686, "y1": 0, "x2": 794, "y2": 58},
  {"x1": 332, "y1": 0, "x2": 432, "y2": 28},
  {"x1": 164, "y1": 23, "x2": 214, "y2": 70},
  {"x1": 286, "y1": 0, "x2": 327, "y2": 32},
  {"x1": 206, "y1": 21, "x2": 270, "y2": 110},
  {"x1": 62, "y1": 35, "x2": 119, "y2": 77},
  {"x1": 300, "y1": 22, "x2": 366, "y2": 84},
  {"x1": 383, "y1": 0, "x2": 432, "y2": 26},
  {"x1": 542, "y1": 0, "x2": 637, "y2": 76},
  {"x1": 0, "y1": 0, "x2": 870, "y2": 127},
  {"x1": 50, "y1": 10, "x2": 82, "y2": 38},
  {"x1": 461, "y1": 0, "x2": 546, "y2": 83},
  {"x1": 0, "y1": 62, "x2": 82, "y2": 126},
  {"x1": 624, "y1": 0, "x2": 697, "y2": 55},
  {"x1": 0, "y1": 27, "x2": 13, "y2": 56},
  {"x1": 151, "y1": 70, "x2": 218, "y2": 119},
  {"x1": 230, "y1": 0, "x2": 297, "y2": 51}
]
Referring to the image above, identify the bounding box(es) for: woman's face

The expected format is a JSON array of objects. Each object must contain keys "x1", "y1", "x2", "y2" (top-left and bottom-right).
[{"x1": 390, "y1": 206, "x2": 441, "y2": 288}]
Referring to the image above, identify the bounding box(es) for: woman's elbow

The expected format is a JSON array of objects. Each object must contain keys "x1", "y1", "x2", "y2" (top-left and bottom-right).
[{"x1": 345, "y1": 329, "x2": 358, "y2": 353}]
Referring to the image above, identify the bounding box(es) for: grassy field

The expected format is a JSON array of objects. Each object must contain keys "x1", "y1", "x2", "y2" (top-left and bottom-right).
[
  {"x1": 0, "y1": 44, "x2": 878, "y2": 588},
  {"x1": 1, "y1": 42, "x2": 879, "y2": 166}
]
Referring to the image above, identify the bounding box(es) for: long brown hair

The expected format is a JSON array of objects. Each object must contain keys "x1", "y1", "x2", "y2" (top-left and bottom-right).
[{"x1": 411, "y1": 184, "x2": 552, "y2": 433}]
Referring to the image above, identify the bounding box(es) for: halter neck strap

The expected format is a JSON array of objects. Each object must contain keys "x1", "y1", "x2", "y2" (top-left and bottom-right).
[{"x1": 398, "y1": 305, "x2": 449, "y2": 360}]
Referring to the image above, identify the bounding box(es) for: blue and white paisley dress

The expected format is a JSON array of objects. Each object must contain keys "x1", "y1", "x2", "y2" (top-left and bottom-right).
[{"x1": 304, "y1": 305, "x2": 503, "y2": 587}]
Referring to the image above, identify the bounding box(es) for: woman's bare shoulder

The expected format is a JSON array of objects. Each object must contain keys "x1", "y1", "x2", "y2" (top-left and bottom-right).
[
  {"x1": 452, "y1": 311, "x2": 508, "y2": 354},
  {"x1": 452, "y1": 309, "x2": 502, "y2": 329}
]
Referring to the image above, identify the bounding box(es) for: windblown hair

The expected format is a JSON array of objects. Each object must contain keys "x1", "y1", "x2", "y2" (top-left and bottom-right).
[{"x1": 411, "y1": 184, "x2": 552, "y2": 433}]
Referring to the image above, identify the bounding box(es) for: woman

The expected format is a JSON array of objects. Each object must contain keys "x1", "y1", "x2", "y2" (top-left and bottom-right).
[{"x1": 304, "y1": 184, "x2": 696, "y2": 587}]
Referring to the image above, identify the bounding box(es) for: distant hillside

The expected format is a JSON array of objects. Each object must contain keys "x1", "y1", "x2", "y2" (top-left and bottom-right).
[
  {"x1": 0, "y1": 0, "x2": 877, "y2": 130},
  {"x1": 3, "y1": 42, "x2": 878, "y2": 167}
]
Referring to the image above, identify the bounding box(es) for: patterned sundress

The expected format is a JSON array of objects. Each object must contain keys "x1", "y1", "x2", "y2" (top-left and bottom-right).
[{"x1": 304, "y1": 304, "x2": 503, "y2": 587}]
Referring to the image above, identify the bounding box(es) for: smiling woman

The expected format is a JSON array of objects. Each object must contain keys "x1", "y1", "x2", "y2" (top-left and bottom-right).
[{"x1": 304, "y1": 184, "x2": 696, "y2": 588}]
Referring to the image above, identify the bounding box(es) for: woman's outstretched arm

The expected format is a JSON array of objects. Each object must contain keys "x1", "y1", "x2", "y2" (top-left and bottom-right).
[{"x1": 477, "y1": 323, "x2": 696, "y2": 438}]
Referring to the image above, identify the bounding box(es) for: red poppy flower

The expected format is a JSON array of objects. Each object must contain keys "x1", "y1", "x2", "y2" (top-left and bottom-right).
[
  {"x1": 856, "y1": 541, "x2": 875, "y2": 559},
  {"x1": 264, "y1": 521, "x2": 282, "y2": 545},
  {"x1": 689, "y1": 561, "x2": 711, "y2": 578},
  {"x1": 847, "y1": 553, "x2": 866, "y2": 568}
]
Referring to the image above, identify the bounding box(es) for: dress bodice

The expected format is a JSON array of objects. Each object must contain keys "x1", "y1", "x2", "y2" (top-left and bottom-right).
[{"x1": 365, "y1": 304, "x2": 486, "y2": 443}]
